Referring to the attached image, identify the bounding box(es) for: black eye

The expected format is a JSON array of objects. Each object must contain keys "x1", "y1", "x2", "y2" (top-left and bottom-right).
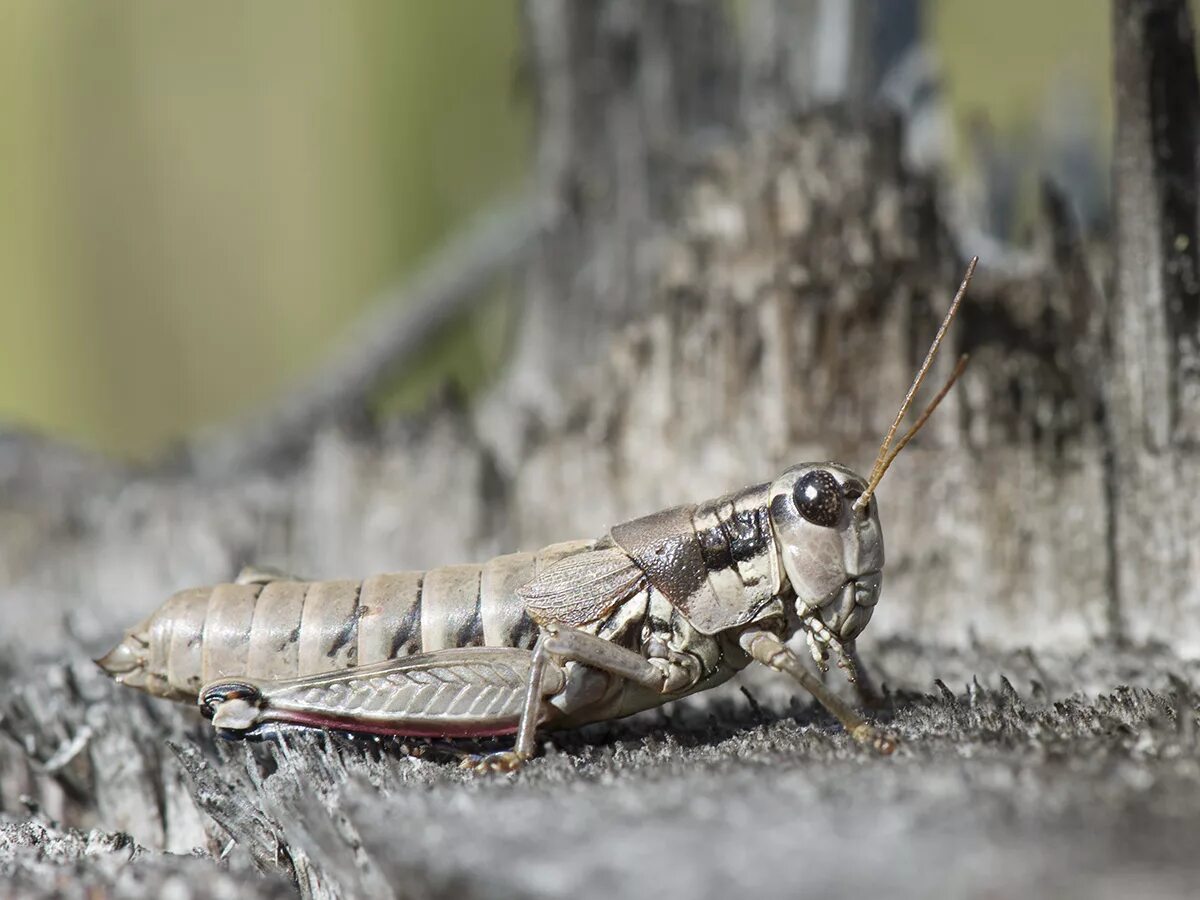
[{"x1": 793, "y1": 470, "x2": 843, "y2": 527}]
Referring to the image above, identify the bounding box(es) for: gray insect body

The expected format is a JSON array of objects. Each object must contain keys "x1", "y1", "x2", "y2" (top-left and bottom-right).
[
  {"x1": 100, "y1": 261, "x2": 978, "y2": 770},
  {"x1": 99, "y1": 465, "x2": 886, "y2": 766}
]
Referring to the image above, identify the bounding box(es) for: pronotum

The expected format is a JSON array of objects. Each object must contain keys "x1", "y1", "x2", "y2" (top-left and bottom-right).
[{"x1": 99, "y1": 259, "x2": 977, "y2": 771}]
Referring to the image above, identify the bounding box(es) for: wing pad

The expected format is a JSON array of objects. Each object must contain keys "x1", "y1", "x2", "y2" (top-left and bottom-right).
[{"x1": 516, "y1": 547, "x2": 647, "y2": 627}]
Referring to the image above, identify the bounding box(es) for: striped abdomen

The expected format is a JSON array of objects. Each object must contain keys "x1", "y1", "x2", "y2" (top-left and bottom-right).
[{"x1": 122, "y1": 540, "x2": 596, "y2": 701}]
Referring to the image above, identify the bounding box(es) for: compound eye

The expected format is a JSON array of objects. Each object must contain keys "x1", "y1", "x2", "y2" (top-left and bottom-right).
[{"x1": 793, "y1": 470, "x2": 843, "y2": 527}]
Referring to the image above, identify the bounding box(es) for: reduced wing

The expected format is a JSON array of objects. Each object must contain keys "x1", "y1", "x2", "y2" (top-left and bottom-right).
[{"x1": 516, "y1": 546, "x2": 647, "y2": 627}]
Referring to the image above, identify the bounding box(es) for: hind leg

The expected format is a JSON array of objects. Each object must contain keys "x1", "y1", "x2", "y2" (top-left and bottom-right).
[{"x1": 199, "y1": 646, "x2": 552, "y2": 741}]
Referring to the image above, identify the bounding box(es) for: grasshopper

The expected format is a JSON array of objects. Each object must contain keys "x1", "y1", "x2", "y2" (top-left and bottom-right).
[{"x1": 99, "y1": 260, "x2": 976, "y2": 771}]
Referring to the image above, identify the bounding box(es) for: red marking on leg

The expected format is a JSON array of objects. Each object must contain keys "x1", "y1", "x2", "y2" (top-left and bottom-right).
[{"x1": 268, "y1": 709, "x2": 520, "y2": 739}]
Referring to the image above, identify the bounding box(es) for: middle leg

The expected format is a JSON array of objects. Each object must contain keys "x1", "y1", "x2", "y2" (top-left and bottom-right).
[{"x1": 462, "y1": 622, "x2": 699, "y2": 772}]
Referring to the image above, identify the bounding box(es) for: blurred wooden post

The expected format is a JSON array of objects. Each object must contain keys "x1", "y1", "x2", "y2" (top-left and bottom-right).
[
  {"x1": 512, "y1": 0, "x2": 740, "y2": 408},
  {"x1": 741, "y1": 0, "x2": 924, "y2": 124},
  {"x1": 1110, "y1": 0, "x2": 1200, "y2": 643}
]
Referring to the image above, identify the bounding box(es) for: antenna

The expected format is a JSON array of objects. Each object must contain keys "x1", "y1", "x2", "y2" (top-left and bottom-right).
[{"x1": 854, "y1": 258, "x2": 977, "y2": 512}]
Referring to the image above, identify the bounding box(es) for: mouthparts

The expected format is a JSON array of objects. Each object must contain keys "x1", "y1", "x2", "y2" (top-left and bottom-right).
[{"x1": 797, "y1": 571, "x2": 881, "y2": 643}]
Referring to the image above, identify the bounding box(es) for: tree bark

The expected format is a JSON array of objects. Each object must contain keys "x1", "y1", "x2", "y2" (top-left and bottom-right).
[
  {"x1": 4, "y1": 2, "x2": 1200, "y2": 897},
  {"x1": 509, "y1": 0, "x2": 739, "y2": 408},
  {"x1": 1110, "y1": 0, "x2": 1200, "y2": 645},
  {"x1": 3, "y1": 0, "x2": 1198, "y2": 669}
]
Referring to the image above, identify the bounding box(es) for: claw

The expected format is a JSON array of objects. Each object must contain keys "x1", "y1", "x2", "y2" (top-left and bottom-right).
[
  {"x1": 851, "y1": 723, "x2": 899, "y2": 755},
  {"x1": 459, "y1": 751, "x2": 528, "y2": 774}
]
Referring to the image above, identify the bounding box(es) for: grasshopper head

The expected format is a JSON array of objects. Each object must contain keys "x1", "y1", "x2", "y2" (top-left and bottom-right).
[
  {"x1": 762, "y1": 260, "x2": 976, "y2": 660},
  {"x1": 767, "y1": 463, "x2": 883, "y2": 643}
]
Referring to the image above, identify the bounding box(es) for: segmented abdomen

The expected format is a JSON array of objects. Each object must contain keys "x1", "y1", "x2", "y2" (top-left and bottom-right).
[{"x1": 145, "y1": 540, "x2": 595, "y2": 700}]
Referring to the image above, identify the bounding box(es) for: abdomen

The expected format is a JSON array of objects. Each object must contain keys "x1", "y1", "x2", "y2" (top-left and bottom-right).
[{"x1": 107, "y1": 541, "x2": 596, "y2": 701}]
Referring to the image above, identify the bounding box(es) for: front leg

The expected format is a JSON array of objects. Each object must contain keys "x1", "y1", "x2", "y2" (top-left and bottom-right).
[
  {"x1": 740, "y1": 628, "x2": 897, "y2": 754},
  {"x1": 840, "y1": 640, "x2": 884, "y2": 707}
]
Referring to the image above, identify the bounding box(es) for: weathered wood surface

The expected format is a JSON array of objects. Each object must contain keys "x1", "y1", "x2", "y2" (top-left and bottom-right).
[
  {"x1": 3, "y1": 645, "x2": 1198, "y2": 900},
  {"x1": 1109, "y1": 0, "x2": 1200, "y2": 645},
  {"x1": 2, "y1": 1, "x2": 1200, "y2": 898}
]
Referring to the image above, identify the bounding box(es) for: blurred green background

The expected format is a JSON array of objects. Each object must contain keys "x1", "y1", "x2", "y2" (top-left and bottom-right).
[{"x1": 0, "y1": 0, "x2": 1113, "y2": 460}]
